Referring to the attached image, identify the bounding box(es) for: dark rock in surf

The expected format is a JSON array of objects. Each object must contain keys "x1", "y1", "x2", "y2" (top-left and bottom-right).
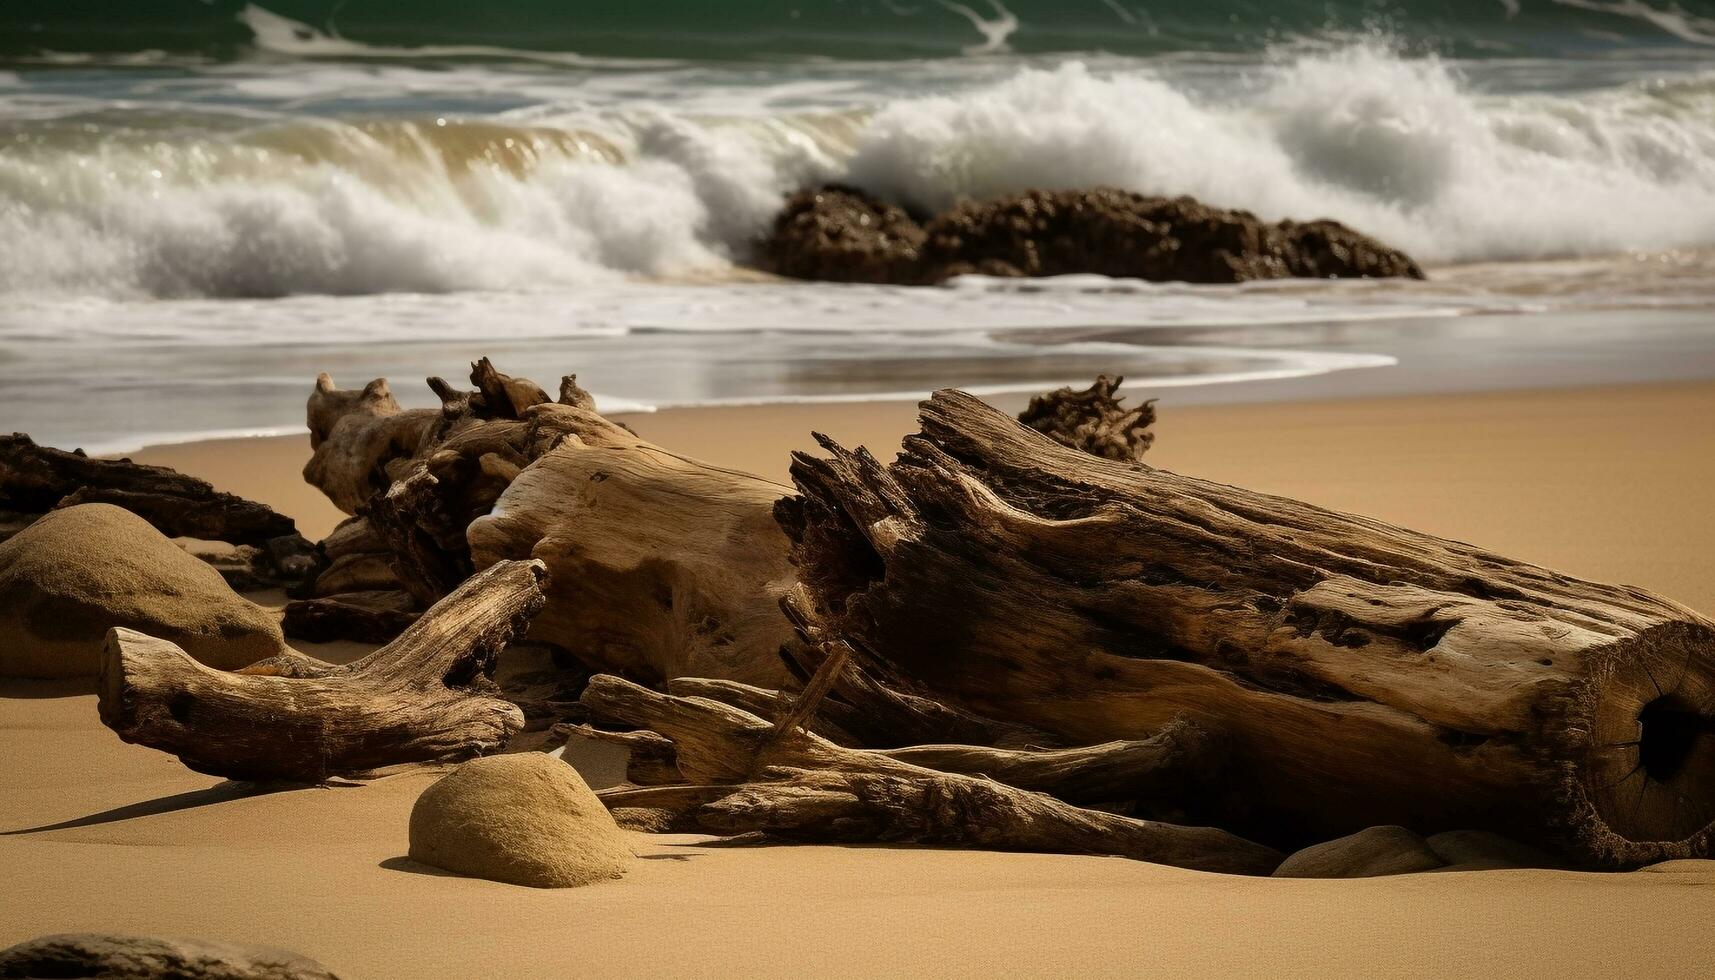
[
  {"x1": 756, "y1": 185, "x2": 1423, "y2": 286},
  {"x1": 755, "y1": 185, "x2": 927, "y2": 284}
]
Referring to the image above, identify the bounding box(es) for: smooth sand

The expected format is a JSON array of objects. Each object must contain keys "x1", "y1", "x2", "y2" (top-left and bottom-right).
[{"x1": 6, "y1": 381, "x2": 1715, "y2": 978}]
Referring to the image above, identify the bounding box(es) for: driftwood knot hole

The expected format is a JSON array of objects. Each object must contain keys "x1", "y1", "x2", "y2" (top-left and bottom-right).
[{"x1": 1638, "y1": 695, "x2": 1706, "y2": 784}]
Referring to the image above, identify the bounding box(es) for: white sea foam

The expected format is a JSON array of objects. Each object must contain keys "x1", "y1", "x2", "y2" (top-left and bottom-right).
[
  {"x1": 3, "y1": 45, "x2": 1715, "y2": 300},
  {"x1": 848, "y1": 50, "x2": 1715, "y2": 263}
]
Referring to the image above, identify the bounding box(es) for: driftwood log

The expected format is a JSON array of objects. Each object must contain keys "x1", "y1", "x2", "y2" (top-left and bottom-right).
[
  {"x1": 581, "y1": 672, "x2": 1276, "y2": 874},
  {"x1": 302, "y1": 363, "x2": 796, "y2": 685},
  {"x1": 98, "y1": 560, "x2": 546, "y2": 782},
  {"x1": 281, "y1": 591, "x2": 420, "y2": 644},
  {"x1": 1, "y1": 433, "x2": 298, "y2": 545},
  {"x1": 600, "y1": 766, "x2": 1282, "y2": 876},
  {"x1": 465, "y1": 410, "x2": 797, "y2": 687},
  {"x1": 779, "y1": 390, "x2": 1715, "y2": 866},
  {"x1": 579, "y1": 674, "x2": 1219, "y2": 811}
]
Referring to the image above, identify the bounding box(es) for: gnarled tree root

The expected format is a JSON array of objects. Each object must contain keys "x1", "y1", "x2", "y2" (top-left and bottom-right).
[{"x1": 98, "y1": 560, "x2": 547, "y2": 782}]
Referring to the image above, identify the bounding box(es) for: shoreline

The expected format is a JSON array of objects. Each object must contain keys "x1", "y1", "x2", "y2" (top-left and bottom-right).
[{"x1": 35, "y1": 297, "x2": 1714, "y2": 460}]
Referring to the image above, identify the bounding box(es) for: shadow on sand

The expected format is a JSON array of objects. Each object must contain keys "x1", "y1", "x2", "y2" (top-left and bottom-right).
[{"x1": 0, "y1": 780, "x2": 351, "y2": 835}]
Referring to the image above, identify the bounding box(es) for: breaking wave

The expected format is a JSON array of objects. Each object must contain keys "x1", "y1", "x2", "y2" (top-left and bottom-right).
[{"x1": 3, "y1": 45, "x2": 1714, "y2": 298}]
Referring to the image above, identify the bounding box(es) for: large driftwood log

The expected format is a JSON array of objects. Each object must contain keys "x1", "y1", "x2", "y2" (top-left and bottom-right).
[
  {"x1": 304, "y1": 362, "x2": 1175, "y2": 675},
  {"x1": 779, "y1": 390, "x2": 1715, "y2": 866},
  {"x1": 98, "y1": 560, "x2": 546, "y2": 782},
  {"x1": 465, "y1": 405, "x2": 796, "y2": 687},
  {"x1": 599, "y1": 767, "x2": 1281, "y2": 875}
]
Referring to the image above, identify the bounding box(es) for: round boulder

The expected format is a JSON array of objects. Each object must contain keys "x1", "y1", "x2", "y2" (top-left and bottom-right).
[
  {"x1": 408, "y1": 753, "x2": 633, "y2": 888},
  {"x1": 1273, "y1": 825, "x2": 1447, "y2": 879},
  {"x1": 0, "y1": 504, "x2": 286, "y2": 678}
]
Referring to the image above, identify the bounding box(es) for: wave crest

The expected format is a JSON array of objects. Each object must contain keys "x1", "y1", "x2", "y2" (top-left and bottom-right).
[{"x1": 4, "y1": 45, "x2": 1715, "y2": 298}]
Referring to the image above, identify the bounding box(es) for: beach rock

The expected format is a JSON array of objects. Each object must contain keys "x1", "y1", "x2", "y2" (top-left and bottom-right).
[
  {"x1": 0, "y1": 503, "x2": 286, "y2": 678},
  {"x1": 407, "y1": 752, "x2": 633, "y2": 888},
  {"x1": 921, "y1": 189, "x2": 1423, "y2": 284},
  {"x1": 757, "y1": 185, "x2": 1423, "y2": 286},
  {"x1": 757, "y1": 185, "x2": 927, "y2": 284},
  {"x1": 1426, "y1": 829, "x2": 1563, "y2": 870},
  {"x1": 1273, "y1": 826, "x2": 1447, "y2": 878},
  {"x1": 0, "y1": 933, "x2": 340, "y2": 979}
]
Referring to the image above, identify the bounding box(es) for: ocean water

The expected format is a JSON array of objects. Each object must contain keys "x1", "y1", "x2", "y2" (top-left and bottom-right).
[{"x1": 2, "y1": 1, "x2": 1715, "y2": 450}]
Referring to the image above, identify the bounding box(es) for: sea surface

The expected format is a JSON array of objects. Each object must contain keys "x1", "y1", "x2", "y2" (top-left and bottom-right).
[{"x1": 2, "y1": 1, "x2": 1715, "y2": 450}]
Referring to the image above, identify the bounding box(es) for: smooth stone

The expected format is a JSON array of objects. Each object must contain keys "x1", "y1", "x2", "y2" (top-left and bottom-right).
[
  {"x1": 0, "y1": 504, "x2": 285, "y2": 678},
  {"x1": 1273, "y1": 825, "x2": 1448, "y2": 879},
  {"x1": 407, "y1": 752, "x2": 633, "y2": 888}
]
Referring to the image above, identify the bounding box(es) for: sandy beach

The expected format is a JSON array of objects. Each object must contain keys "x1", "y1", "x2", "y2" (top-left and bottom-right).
[{"x1": 4, "y1": 381, "x2": 1714, "y2": 978}]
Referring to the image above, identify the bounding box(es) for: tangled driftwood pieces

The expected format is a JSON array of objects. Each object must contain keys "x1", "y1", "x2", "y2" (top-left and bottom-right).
[
  {"x1": 580, "y1": 674, "x2": 1218, "y2": 810},
  {"x1": 600, "y1": 766, "x2": 1282, "y2": 876},
  {"x1": 780, "y1": 389, "x2": 1715, "y2": 866},
  {"x1": 98, "y1": 560, "x2": 546, "y2": 783},
  {"x1": 757, "y1": 185, "x2": 1423, "y2": 286},
  {"x1": 1017, "y1": 375, "x2": 1156, "y2": 461},
  {"x1": 368, "y1": 422, "x2": 538, "y2": 603},
  {"x1": 301, "y1": 361, "x2": 799, "y2": 683}
]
